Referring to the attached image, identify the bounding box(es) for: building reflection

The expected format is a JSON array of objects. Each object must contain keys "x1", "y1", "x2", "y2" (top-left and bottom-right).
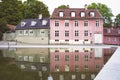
[
  {"x1": 49, "y1": 48, "x2": 113, "y2": 80},
  {"x1": 1, "y1": 48, "x2": 116, "y2": 80}
]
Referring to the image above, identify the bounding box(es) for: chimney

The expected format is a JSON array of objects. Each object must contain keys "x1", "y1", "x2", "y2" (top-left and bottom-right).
[
  {"x1": 84, "y1": 4, "x2": 87, "y2": 10},
  {"x1": 38, "y1": 14, "x2": 42, "y2": 19},
  {"x1": 67, "y1": 5, "x2": 69, "y2": 8}
]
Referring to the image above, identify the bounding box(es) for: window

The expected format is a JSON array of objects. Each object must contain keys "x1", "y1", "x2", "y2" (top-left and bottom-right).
[
  {"x1": 96, "y1": 64, "x2": 100, "y2": 70},
  {"x1": 75, "y1": 65, "x2": 79, "y2": 72},
  {"x1": 29, "y1": 30, "x2": 33, "y2": 35},
  {"x1": 19, "y1": 30, "x2": 23, "y2": 35},
  {"x1": 80, "y1": 12, "x2": 85, "y2": 17},
  {"x1": 65, "y1": 31, "x2": 69, "y2": 37},
  {"x1": 90, "y1": 12, "x2": 95, "y2": 17},
  {"x1": 84, "y1": 20, "x2": 88, "y2": 26},
  {"x1": 55, "y1": 21, "x2": 59, "y2": 26},
  {"x1": 55, "y1": 31, "x2": 59, "y2": 37},
  {"x1": 55, "y1": 39, "x2": 59, "y2": 42},
  {"x1": 96, "y1": 20, "x2": 99, "y2": 26},
  {"x1": 65, "y1": 64, "x2": 69, "y2": 71},
  {"x1": 107, "y1": 29, "x2": 111, "y2": 33},
  {"x1": 55, "y1": 65, "x2": 59, "y2": 72},
  {"x1": 55, "y1": 50, "x2": 59, "y2": 52},
  {"x1": 65, "y1": 39, "x2": 69, "y2": 42},
  {"x1": 107, "y1": 37, "x2": 110, "y2": 42},
  {"x1": 75, "y1": 55, "x2": 79, "y2": 61},
  {"x1": 59, "y1": 11, "x2": 64, "y2": 17},
  {"x1": 113, "y1": 38, "x2": 117, "y2": 42},
  {"x1": 75, "y1": 30, "x2": 79, "y2": 36},
  {"x1": 29, "y1": 56, "x2": 33, "y2": 62},
  {"x1": 40, "y1": 57, "x2": 45, "y2": 62},
  {"x1": 84, "y1": 64, "x2": 89, "y2": 71},
  {"x1": 75, "y1": 39, "x2": 79, "y2": 42},
  {"x1": 75, "y1": 50, "x2": 79, "y2": 52},
  {"x1": 71, "y1": 12, "x2": 75, "y2": 17},
  {"x1": 24, "y1": 56, "x2": 28, "y2": 61},
  {"x1": 65, "y1": 20, "x2": 69, "y2": 26},
  {"x1": 31, "y1": 21, "x2": 36, "y2": 26},
  {"x1": 55, "y1": 55, "x2": 59, "y2": 61},
  {"x1": 75, "y1": 20, "x2": 78, "y2": 26},
  {"x1": 81, "y1": 74, "x2": 85, "y2": 79},
  {"x1": 24, "y1": 30, "x2": 28, "y2": 35},
  {"x1": 65, "y1": 50, "x2": 69, "y2": 52},
  {"x1": 84, "y1": 55, "x2": 89, "y2": 61},
  {"x1": 65, "y1": 55, "x2": 69, "y2": 61},
  {"x1": 118, "y1": 30, "x2": 120, "y2": 34},
  {"x1": 84, "y1": 30, "x2": 88, "y2": 36},
  {"x1": 42, "y1": 20, "x2": 47, "y2": 25},
  {"x1": 21, "y1": 22, "x2": 26, "y2": 27}
]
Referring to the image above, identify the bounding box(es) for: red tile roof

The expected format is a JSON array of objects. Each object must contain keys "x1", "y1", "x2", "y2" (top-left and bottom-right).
[
  {"x1": 104, "y1": 28, "x2": 120, "y2": 36},
  {"x1": 51, "y1": 8, "x2": 103, "y2": 19}
]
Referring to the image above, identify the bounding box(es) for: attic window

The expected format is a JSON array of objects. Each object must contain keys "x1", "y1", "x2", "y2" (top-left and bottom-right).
[
  {"x1": 59, "y1": 11, "x2": 64, "y2": 17},
  {"x1": 31, "y1": 21, "x2": 36, "y2": 26},
  {"x1": 71, "y1": 12, "x2": 75, "y2": 17},
  {"x1": 21, "y1": 22, "x2": 26, "y2": 27},
  {"x1": 42, "y1": 20, "x2": 47, "y2": 25},
  {"x1": 81, "y1": 12, "x2": 85, "y2": 17},
  {"x1": 90, "y1": 12, "x2": 95, "y2": 17}
]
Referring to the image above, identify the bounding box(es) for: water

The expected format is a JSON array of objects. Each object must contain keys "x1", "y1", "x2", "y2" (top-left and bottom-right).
[{"x1": 0, "y1": 47, "x2": 116, "y2": 80}]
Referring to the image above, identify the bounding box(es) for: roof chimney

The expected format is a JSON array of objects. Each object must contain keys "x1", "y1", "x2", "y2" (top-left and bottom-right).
[
  {"x1": 84, "y1": 4, "x2": 87, "y2": 10},
  {"x1": 67, "y1": 5, "x2": 69, "y2": 8},
  {"x1": 38, "y1": 14, "x2": 42, "y2": 19}
]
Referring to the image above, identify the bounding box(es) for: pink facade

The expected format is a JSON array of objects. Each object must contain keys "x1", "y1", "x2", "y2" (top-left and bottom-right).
[
  {"x1": 50, "y1": 7, "x2": 103, "y2": 44},
  {"x1": 50, "y1": 48, "x2": 104, "y2": 72},
  {"x1": 103, "y1": 28, "x2": 120, "y2": 45}
]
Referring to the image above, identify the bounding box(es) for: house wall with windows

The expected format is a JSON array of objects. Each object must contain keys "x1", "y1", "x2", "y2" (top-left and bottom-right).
[
  {"x1": 103, "y1": 28, "x2": 120, "y2": 45},
  {"x1": 15, "y1": 18, "x2": 50, "y2": 44},
  {"x1": 50, "y1": 6, "x2": 103, "y2": 44},
  {"x1": 50, "y1": 48, "x2": 104, "y2": 72}
]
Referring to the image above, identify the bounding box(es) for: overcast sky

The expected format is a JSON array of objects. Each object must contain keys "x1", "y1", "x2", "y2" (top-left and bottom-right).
[{"x1": 23, "y1": 0, "x2": 120, "y2": 17}]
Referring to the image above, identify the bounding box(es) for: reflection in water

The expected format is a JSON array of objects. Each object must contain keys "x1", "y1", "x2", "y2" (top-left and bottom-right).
[{"x1": 0, "y1": 48, "x2": 116, "y2": 80}]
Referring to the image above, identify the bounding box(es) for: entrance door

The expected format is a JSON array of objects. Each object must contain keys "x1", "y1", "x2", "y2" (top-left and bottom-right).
[{"x1": 94, "y1": 34, "x2": 103, "y2": 44}]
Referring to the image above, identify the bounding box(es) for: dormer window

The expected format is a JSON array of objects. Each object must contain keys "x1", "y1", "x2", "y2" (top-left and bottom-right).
[
  {"x1": 59, "y1": 11, "x2": 64, "y2": 17},
  {"x1": 21, "y1": 22, "x2": 26, "y2": 27},
  {"x1": 71, "y1": 12, "x2": 75, "y2": 17},
  {"x1": 42, "y1": 20, "x2": 47, "y2": 25},
  {"x1": 31, "y1": 21, "x2": 36, "y2": 26},
  {"x1": 81, "y1": 12, "x2": 85, "y2": 17},
  {"x1": 90, "y1": 12, "x2": 95, "y2": 17}
]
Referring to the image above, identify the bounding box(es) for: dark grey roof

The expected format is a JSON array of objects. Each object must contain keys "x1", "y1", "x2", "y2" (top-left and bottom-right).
[{"x1": 16, "y1": 18, "x2": 50, "y2": 30}]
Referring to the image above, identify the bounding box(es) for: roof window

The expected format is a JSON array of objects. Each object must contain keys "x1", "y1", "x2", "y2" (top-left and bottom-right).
[
  {"x1": 21, "y1": 22, "x2": 26, "y2": 27},
  {"x1": 71, "y1": 12, "x2": 75, "y2": 17},
  {"x1": 42, "y1": 20, "x2": 48, "y2": 25},
  {"x1": 90, "y1": 12, "x2": 95, "y2": 17},
  {"x1": 31, "y1": 21, "x2": 37, "y2": 26},
  {"x1": 80, "y1": 12, "x2": 85, "y2": 17},
  {"x1": 59, "y1": 11, "x2": 64, "y2": 17}
]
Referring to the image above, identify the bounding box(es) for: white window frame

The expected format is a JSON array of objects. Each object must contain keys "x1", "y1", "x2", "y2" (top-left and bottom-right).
[
  {"x1": 59, "y1": 12, "x2": 64, "y2": 17},
  {"x1": 81, "y1": 12, "x2": 85, "y2": 17},
  {"x1": 71, "y1": 12, "x2": 75, "y2": 17},
  {"x1": 90, "y1": 12, "x2": 95, "y2": 17},
  {"x1": 24, "y1": 30, "x2": 29, "y2": 35},
  {"x1": 31, "y1": 21, "x2": 36, "y2": 26},
  {"x1": 29, "y1": 30, "x2": 34, "y2": 36}
]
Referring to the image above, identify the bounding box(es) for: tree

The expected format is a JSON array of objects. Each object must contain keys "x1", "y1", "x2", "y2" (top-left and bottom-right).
[
  {"x1": 22, "y1": 0, "x2": 50, "y2": 19},
  {"x1": 58, "y1": 5, "x2": 69, "y2": 9},
  {"x1": 115, "y1": 14, "x2": 120, "y2": 27},
  {"x1": 0, "y1": 0, "x2": 23, "y2": 25},
  {"x1": 88, "y1": 3, "x2": 113, "y2": 27}
]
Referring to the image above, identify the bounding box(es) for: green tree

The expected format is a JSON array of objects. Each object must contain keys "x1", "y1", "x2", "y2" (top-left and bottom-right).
[
  {"x1": 0, "y1": 0, "x2": 23, "y2": 25},
  {"x1": 115, "y1": 14, "x2": 120, "y2": 27},
  {"x1": 88, "y1": 3, "x2": 113, "y2": 27},
  {"x1": 23, "y1": 0, "x2": 50, "y2": 19},
  {"x1": 58, "y1": 5, "x2": 69, "y2": 9}
]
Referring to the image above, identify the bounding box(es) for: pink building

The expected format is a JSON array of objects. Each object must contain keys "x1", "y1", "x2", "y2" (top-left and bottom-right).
[
  {"x1": 103, "y1": 28, "x2": 120, "y2": 45},
  {"x1": 50, "y1": 48, "x2": 104, "y2": 72},
  {"x1": 50, "y1": 5, "x2": 103, "y2": 44}
]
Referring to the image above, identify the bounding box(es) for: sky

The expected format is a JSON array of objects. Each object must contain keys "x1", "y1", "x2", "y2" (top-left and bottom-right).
[{"x1": 23, "y1": 0, "x2": 120, "y2": 17}]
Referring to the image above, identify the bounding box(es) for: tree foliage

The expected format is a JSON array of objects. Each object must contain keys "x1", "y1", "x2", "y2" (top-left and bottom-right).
[
  {"x1": 58, "y1": 5, "x2": 69, "y2": 9},
  {"x1": 88, "y1": 3, "x2": 113, "y2": 27},
  {"x1": 23, "y1": 0, "x2": 50, "y2": 19},
  {"x1": 115, "y1": 14, "x2": 120, "y2": 27}
]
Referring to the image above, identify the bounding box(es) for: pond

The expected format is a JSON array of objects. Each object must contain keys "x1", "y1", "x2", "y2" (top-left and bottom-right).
[{"x1": 0, "y1": 47, "x2": 116, "y2": 80}]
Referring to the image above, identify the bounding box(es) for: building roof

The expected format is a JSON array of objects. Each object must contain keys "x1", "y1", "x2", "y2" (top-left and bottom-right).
[
  {"x1": 51, "y1": 8, "x2": 103, "y2": 19},
  {"x1": 16, "y1": 18, "x2": 50, "y2": 30},
  {"x1": 104, "y1": 28, "x2": 120, "y2": 36}
]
